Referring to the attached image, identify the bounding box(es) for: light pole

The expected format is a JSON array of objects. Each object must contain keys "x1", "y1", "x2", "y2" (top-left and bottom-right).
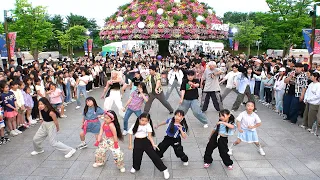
[
  {"x1": 4, "y1": 10, "x2": 11, "y2": 62},
  {"x1": 86, "y1": 30, "x2": 91, "y2": 58},
  {"x1": 310, "y1": 3, "x2": 319, "y2": 66},
  {"x1": 256, "y1": 40, "x2": 262, "y2": 56}
]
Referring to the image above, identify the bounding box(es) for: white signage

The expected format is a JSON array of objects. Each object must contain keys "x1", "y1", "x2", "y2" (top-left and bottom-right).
[{"x1": 211, "y1": 24, "x2": 229, "y2": 32}]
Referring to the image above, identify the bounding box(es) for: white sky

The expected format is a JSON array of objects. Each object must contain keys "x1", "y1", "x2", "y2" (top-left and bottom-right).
[{"x1": 0, "y1": 0, "x2": 270, "y2": 28}]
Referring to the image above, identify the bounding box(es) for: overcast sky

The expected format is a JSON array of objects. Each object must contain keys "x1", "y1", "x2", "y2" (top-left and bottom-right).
[{"x1": 0, "y1": 0, "x2": 270, "y2": 27}]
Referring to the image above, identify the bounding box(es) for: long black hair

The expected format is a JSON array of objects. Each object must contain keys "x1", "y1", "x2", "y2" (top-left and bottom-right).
[
  {"x1": 137, "y1": 82, "x2": 148, "y2": 94},
  {"x1": 214, "y1": 109, "x2": 235, "y2": 134},
  {"x1": 83, "y1": 97, "x2": 98, "y2": 115},
  {"x1": 243, "y1": 66, "x2": 254, "y2": 79},
  {"x1": 106, "y1": 110, "x2": 123, "y2": 141},
  {"x1": 168, "y1": 110, "x2": 189, "y2": 134},
  {"x1": 132, "y1": 113, "x2": 155, "y2": 137},
  {"x1": 39, "y1": 97, "x2": 61, "y2": 118}
]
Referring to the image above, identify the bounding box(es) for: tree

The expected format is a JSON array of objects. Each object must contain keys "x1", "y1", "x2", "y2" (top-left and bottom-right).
[
  {"x1": 46, "y1": 15, "x2": 65, "y2": 51},
  {"x1": 56, "y1": 25, "x2": 88, "y2": 63},
  {"x1": 223, "y1": 12, "x2": 256, "y2": 24},
  {"x1": 0, "y1": 23, "x2": 4, "y2": 34},
  {"x1": 234, "y1": 20, "x2": 265, "y2": 55},
  {"x1": 265, "y1": 0, "x2": 312, "y2": 56},
  {"x1": 10, "y1": 0, "x2": 53, "y2": 60}
]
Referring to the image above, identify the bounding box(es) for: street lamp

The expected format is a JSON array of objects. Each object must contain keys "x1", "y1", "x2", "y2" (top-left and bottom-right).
[
  {"x1": 86, "y1": 30, "x2": 91, "y2": 36},
  {"x1": 309, "y1": 2, "x2": 320, "y2": 66},
  {"x1": 231, "y1": 27, "x2": 238, "y2": 34},
  {"x1": 256, "y1": 40, "x2": 262, "y2": 56},
  {"x1": 231, "y1": 27, "x2": 238, "y2": 55}
]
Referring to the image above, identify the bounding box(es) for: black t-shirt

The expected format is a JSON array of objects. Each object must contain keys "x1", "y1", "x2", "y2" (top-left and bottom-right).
[
  {"x1": 110, "y1": 82, "x2": 121, "y2": 90},
  {"x1": 181, "y1": 79, "x2": 200, "y2": 100},
  {"x1": 132, "y1": 77, "x2": 143, "y2": 86}
]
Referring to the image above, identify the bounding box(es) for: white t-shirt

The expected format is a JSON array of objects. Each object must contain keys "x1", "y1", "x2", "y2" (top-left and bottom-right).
[
  {"x1": 224, "y1": 71, "x2": 241, "y2": 89},
  {"x1": 128, "y1": 123, "x2": 153, "y2": 138},
  {"x1": 78, "y1": 75, "x2": 89, "y2": 86},
  {"x1": 236, "y1": 111, "x2": 261, "y2": 130},
  {"x1": 35, "y1": 85, "x2": 45, "y2": 100}
]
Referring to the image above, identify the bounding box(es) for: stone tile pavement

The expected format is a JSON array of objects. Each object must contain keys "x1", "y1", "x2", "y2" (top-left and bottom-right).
[{"x1": 0, "y1": 86, "x2": 320, "y2": 180}]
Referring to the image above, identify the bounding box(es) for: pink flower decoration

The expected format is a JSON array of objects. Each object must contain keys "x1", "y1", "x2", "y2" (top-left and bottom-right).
[{"x1": 146, "y1": 16, "x2": 153, "y2": 21}]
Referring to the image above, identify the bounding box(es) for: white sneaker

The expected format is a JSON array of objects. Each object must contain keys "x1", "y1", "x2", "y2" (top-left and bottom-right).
[
  {"x1": 203, "y1": 124, "x2": 209, "y2": 128},
  {"x1": 258, "y1": 148, "x2": 266, "y2": 156},
  {"x1": 120, "y1": 167, "x2": 126, "y2": 173},
  {"x1": 163, "y1": 169, "x2": 170, "y2": 179},
  {"x1": 31, "y1": 150, "x2": 44, "y2": 155},
  {"x1": 93, "y1": 163, "x2": 104, "y2": 167},
  {"x1": 30, "y1": 120, "x2": 37, "y2": 125},
  {"x1": 65, "y1": 149, "x2": 76, "y2": 158},
  {"x1": 71, "y1": 99, "x2": 76, "y2": 102},
  {"x1": 122, "y1": 130, "x2": 128, "y2": 136},
  {"x1": 299, "y1": 125, "x2": 306, "y2": 129},
  {"x1": 15, "y1": 129, "x2": 22, "y2": 134},
  {"x1": 76, "y1": 106, "x2": 81, "y2": 110},
  {"x1": 130, "y1": 167, "x2": 136, "y2": 174},
  {"x1": 307, "y1": 128, "x2": 312, "y2": 132},
  {"x1": 227, "y1": 149, "x2": 233, "y2": 156},
  {"x1": 10, "y1": 130, "x2": 18, "y2": 136},
  {"x1": 60, "y1": 115, "x2": 67, "y2": 118},
  {"x1": 183, "y1": 162, "x2": 189, "y2": 166}
]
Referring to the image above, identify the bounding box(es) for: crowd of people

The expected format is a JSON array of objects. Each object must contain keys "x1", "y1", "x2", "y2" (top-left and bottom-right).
[{"x1": 0, "y1": 49, "x2": 319, "y2": 179}]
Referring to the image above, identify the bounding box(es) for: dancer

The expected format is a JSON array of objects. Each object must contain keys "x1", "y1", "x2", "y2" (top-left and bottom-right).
[
  {"x1": 130, "y1": 71, "x2": 143, "y2": 93},
  {"x1": 122, "y1": 82, "x2": 148, "y2": 136},
  {"x1": 75, "y1": 70, "x2": 89, "y2": 109},
  {"x1": 178, "y1": 70, "x2": 208, "y2": 128},
  {"x1": 143, "y1": 66, "x2": 173, "y2": 114},
  {"x1": 204, "y1": 109, "x2": 235, "y2": 169},
  {"x1": 128, "y1": 113, "x2": 170, "y2": 179},
  {"x1": 220, "y1": 64, "x2": 241, "y2": 100},
  {"x1": 93, "y1": 110, "x2": 125, "y2": 173},
  {"x1": 77, "y1": 97, "x2": 104, "y2": 149},
  {"x1": 201, "y1": 61, "x2": 223, "y2": 112},
  {"x1": 165, "y1": 65, "x2": 183, "y2": 100},
  {"x1": 155, "y1": 110, "x2": 189, "y2": 166},
  {"x1": 31, "y1": 97, "x2": 76, "y2": 158},
  {"x1": 228, "y1": 101, "x2": 265, "y2": 156},
  {"x1": 101, "y1": 71, "x2": 125, "y2": 118}
]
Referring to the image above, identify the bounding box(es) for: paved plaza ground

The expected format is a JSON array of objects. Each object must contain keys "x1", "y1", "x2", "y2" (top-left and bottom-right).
[{"x1": 1, "y1": 86, "x2": 320, "y2": 180}]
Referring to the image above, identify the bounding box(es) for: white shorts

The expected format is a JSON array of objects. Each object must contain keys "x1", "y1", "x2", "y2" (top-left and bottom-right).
[{"x1": 0, "y1": 120, "x2": 5, "y2": 128}]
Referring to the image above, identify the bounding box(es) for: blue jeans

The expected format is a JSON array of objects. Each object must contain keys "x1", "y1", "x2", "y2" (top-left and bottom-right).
[
  {"x1": 76, "y1": 85, "x2": 88, "y2": 106},
  {"x1": 123, "y1": 108, "x2": 142, "y2": 131},
  {"x1": 259, "y1": 82, "x2": 265, "y2": 101},
  {"x1": 275, "y1": 89, "x2": 285, "y2": 112},
  {"x1": 178, "y1": 99, "x2": 208, "y2": 124},
  {"x1": 65, "y1": 81, "x2": 71, "y2": 103}
]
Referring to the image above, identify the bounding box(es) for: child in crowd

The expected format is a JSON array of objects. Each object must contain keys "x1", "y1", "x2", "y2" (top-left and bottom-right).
[
  {"x1": 130, "y1": 71, "x2": 143, "y2": 93},
  {"x1": 262, "y1": 72, "x2": 274, "y2": 106},
  {"x1": 77, "y1": 97, "x2": 104, "y2": 149},
  {"x1": 155, "y1": 110, "x2": 189, "y2": 166},
  {"x1": 47, "y1": 83, "x2": 67, "y2": 118},
  {"x1": 1, "y1": 82, "x2": 19, "y2": 136},
  {"x1": 31, "y1": 97, "x2": 76, "y2": 158},
  {"x1": 128, "y1": 113, "x2": 170, "y2": 180},
  {"x1": 204, "y1": 109, "x2": 235, "y2": 169},
  {"x1": 0, "y1": 104, "x2": 10, "y2": 144},
  {"x1": 93, "y1": 110, "x2": 125, "y2": 173},
  {"x1": 228, "y1": 101, "x2": 266, "y2": 156},
  {"x1": 12, "y1": 81, "x2": 26, "y2": 130},
  {"x1": 122, "y1": 82, "x2": 148, "y2": 136},
  {"x1": 23, "y1": 86, "x2": 35, "y2": 125}
]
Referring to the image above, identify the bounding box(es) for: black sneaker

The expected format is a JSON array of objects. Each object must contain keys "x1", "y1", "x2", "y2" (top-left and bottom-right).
[
  {"x1": 18, "y1": 126, "x2": 26, "y2": 131},
  {"x1": 77, "y1": 143, "x2": 88, "y2": 150},
  {"x1": 4, "y1": 137, "x2": 10, "y2": 143}
]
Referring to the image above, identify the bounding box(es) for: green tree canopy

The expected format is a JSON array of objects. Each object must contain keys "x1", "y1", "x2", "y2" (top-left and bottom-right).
[
  {"x1": 56, "y1": 25, "x2": 88, "y2": 62},
  {"x1": 10, "y1": 0, "x2": 53, "y2": 60}
]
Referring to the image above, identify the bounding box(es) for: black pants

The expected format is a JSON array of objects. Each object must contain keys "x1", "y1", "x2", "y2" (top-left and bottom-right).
[
  {"x1": 202, "y1": 91, "x2": 223, "y2": 112},
  {"x1": 133, "y1": 138, "x2": 167, "y2": 171},
  {"x1": 31, "y1": 97, "x2": 39, "y2": 119},
  {"x1": 204, "y1": 133, "x2": 233, "y2": 166},
  {"x1": 264, "y1": 88, "x2": 272, "y2": 103},
  {"x1": 156, "y1": 136, "x2": 188, "y2": 162},
  {"x1": 17, "y1": 58, "x2": 22, "y2": 66},
  {"x1": 94, "y1": 75, "x2": 99, "y2": 87},
  {"x1": 86, "y1": 81, "x2": 93, "y2": 91},
  {"x1": 254, "y1": 81, "x2": 261, "y2": 96}
]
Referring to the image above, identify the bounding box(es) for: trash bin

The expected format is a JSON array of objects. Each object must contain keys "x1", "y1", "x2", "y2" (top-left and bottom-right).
[{"x1": 161, "y1": 71, "x2": 168, "y2": 86}]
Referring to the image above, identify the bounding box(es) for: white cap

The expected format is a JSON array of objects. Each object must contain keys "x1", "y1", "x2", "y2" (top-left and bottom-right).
[
  {"x1": 279, "y1": 67, "x2": 286, "y2": 72},
  {"x1": 208, "y1": 61, "x2": 216, "y2": 66}
]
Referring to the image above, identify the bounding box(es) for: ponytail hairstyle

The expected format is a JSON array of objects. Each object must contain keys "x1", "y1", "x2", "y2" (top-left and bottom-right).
[
  {"x1": 215, "y1": 109, "x2": 235, "y2": 134},
  {"x1": 132, "y1": 113, "x2": 155, "y2": 137},
  {"x1": 105, "y1": 110, "x2": 123, "y2": 141},
  {"x1": 169, "y1": 110, "x2": 189, "y2": 134}
]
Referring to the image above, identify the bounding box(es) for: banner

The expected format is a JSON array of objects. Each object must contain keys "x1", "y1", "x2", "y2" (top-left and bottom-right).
[
  {"x1": 234, "y1": 41, "x2": 239, "y2": 51},
  {"x1": 228, "y1": 38, "x2": 233, "y2": 49},
  {"x1": 84, "y1": 41, "x2": 88, "y2": 53},
  {"x1": 88, "y1": 39, "x2": 93, "y2": 52},
  {"x1": 0, "y1": 34, "x2": 7, "y2": 57},
  {"x1": 8, "y1": 32, "x2": 16, "y2": 58},
  {"x1": 302, "y1": 29, "x2": 320, "y2": 55}
]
